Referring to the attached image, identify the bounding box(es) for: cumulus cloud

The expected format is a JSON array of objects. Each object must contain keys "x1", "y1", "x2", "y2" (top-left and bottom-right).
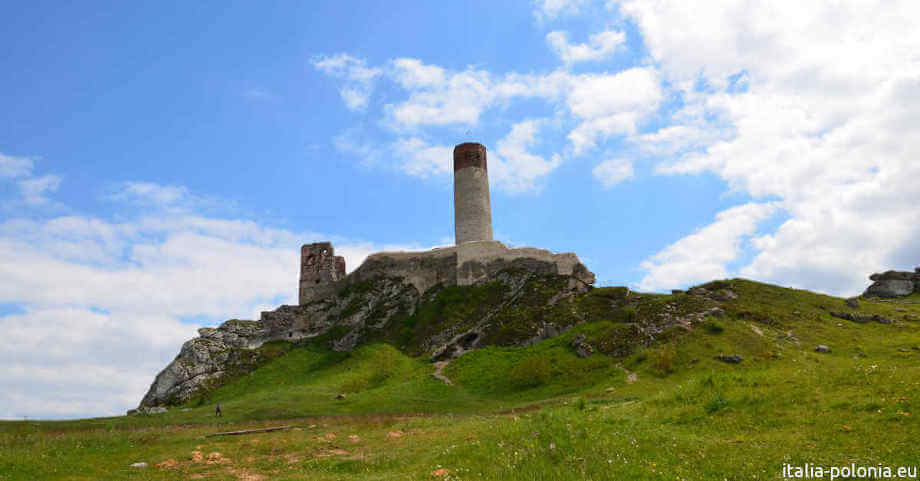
[
  {"x1": 0, "y1": 153, "x2": 33, "y2": 178},
  {"x1": 546, "y1": 29, "x2": 625, "y2": 65},
  {"x1": 109, "y1": 181, "x2": 191, "y2": 206},
  {"x1": 533, "y1": 0, "x2": 590, "y2": 21},
  {"x1": 18, "y1": 175, "x2": 61, "y2": 205},
  {"x1": 311, "y1": 54, "x2": 382, "y2": 111},
  {"x1": 390, "y1": 58, "x2": 447, "y2": 89},
  {"x1": 392, "y1": 137, "x2": 453, "y2": 178},
  {"x1": 1, "y1": 152, "x2": 66, "y2": 210},
  {"x1": 566, "y1": 67, "x2": 662, "y2": 154},
  {"x1": 318, "y1": 55, "x2": 664, "y2": 170},
  {"x1": 315, "y1": 3, "x2": 920, "y2": 297},
  {"x1": 490, "y1": 119, "x2": 563, "y2": 194},
  {"x1": 0, "y1": 173, "x2": 428, "y2": 419},
  {"x1": 621, "y1": 0, "x2": 920, "y2": 295},
  {"x1": 638, "y1": 202, "x2": 780, "y2": 291},
  {"x1": 317, "y1": 53, "x2": 662, "y2": 164},
  {"x1": 592, "y1": 157, "x2": 634, "y2": 188},
  {"x1": 386, "y1": 67, "x2": 496, "y2": 129}
]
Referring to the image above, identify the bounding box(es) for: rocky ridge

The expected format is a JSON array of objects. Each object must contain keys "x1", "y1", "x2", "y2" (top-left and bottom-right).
[{"x1": 137, "y1": 245, "x2": 733, "y2": 409}]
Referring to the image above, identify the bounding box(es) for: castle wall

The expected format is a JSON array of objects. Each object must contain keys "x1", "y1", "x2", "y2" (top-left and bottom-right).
[
  {"x1": 350, "y1": 246, "x2": 458, "y2": 295},
  {"x1": 454, "y1": 143, "x2": 493, "y2": 245},
  {"x1": 336, "y1": 241, "x2": 595, "y2": 294},
  {"x1": 456, "y1": 240, "x2": 596, "y2": 287}
]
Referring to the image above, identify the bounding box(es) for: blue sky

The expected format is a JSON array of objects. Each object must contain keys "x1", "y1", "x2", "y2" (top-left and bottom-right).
[{"x1": 2, "y1": 1, "x2": 919, "y2": 419}]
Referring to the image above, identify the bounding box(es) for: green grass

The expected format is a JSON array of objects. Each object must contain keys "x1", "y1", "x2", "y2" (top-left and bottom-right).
[{"x1": 4, "y1": 278, "x2": 920, "y2": 480}]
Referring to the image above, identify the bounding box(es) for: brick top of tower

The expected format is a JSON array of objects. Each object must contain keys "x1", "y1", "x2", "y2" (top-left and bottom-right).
[{"x1": 453, "y1": 142, "x2": 487, "y2": 172}]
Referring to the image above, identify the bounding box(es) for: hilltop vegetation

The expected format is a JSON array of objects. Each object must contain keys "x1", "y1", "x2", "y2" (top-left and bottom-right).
[{"x1": 3, "y1": 279, "x2": 920, "y2": 480}]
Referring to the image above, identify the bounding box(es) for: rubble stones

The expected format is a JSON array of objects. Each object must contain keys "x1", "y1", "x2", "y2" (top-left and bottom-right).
[{"x1": 830, "y1": 312, "x2": 893, "y2": 324}]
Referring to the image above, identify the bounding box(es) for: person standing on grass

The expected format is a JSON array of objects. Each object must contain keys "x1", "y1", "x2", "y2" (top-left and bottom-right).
[{"x1": 215, "y1": 403, "x2": 222, "y2": 417}]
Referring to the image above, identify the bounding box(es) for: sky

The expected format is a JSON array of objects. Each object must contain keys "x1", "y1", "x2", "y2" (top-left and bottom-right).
[{"x1": 1, "y1": 0, "x2": 918, "y2": 419}]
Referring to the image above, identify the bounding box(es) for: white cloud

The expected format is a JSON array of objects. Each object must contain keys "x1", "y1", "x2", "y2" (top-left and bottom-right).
[
  {"x1": 318, "y1": 55, "x2": 660, "y2": 157},
  {"x1": 592, "y1": 157, "x2": 634, "y2": 187},
  {"x1": 390, "y1": 58, "x2": 447, "y2": 89},
  {"x1": 18, "y1": 174, "x2": 61, "y2": 205},
  {"x1": 566, "y1": 67, "x2": 662, "y2": 153},
  {"x1": 491, "y1": 119, "x2": 563, "y2": 193},
  {"x1": 1, "y1": 152, "x2": 65, "y2": 209},
  {"x1": 312, "y1": 54, "x2": 382, "y2": 111},
  {"x1": 392, "y1": 137, "x2": 453, "y2": 178},
  {"x1": 566, "y1": 68, "x2": 661, "y2": 120},
  {"x1": 315, "y1": 57, "x2": 569, "y2": 131},
  {"x1": 111, "y1": 181, "x2": 190, "y2": 206},
  {"x1": 0, "y1": 153, "x2": 33, "y2": 178},
  {"x1": 611, "y1": 0, "x2": 920, "y2": 295},
  {"x1": 0, "y1": 179, "x2": 431, "y2": 419},
  {"x1": 638, "y1": 202, "x2": 780, "y2": 291},
  {"x1": 533, "y1": 0, "x2": 590, "y2": 21},
  {"x1": 316, "y1": 2, "x2": 918, "y2": 299},
  {"x1": 546, "y1": 29, "x2": 625, "y2": 65},
  {"x1": 386, "y1": 67, "x2": 498, "y2": 129}
]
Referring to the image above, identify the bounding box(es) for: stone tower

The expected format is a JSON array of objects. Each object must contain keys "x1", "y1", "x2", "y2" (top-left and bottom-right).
[
  {"x1": 453, "y1": 142, "x2": 493, "y2": 245},
  {"x1": 299, "y1": 242, "x2": 346, "y2": 305}
]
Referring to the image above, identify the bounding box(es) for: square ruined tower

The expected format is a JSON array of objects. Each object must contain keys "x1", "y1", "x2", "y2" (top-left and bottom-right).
[{"x1": 299, "y1": 242, "x2": 346, "y2": 304}]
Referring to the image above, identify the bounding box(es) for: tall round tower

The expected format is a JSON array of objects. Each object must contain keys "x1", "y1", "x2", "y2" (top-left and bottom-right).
[{"x1": 453, "y1": 142, "x2": 493, "y2": 245}]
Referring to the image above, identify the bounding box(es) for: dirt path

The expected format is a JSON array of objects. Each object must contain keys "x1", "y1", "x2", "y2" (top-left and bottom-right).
[{"x1": 431, "y1": 360, "x2": 453, "y2": 385}]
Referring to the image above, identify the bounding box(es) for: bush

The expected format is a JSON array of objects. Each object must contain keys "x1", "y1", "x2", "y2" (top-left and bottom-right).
[
  {"x1": 703, "y1": 321, "x2": 724, "y2": 334},
  {"x1": 651, "y1": 345, "x2": 677, "y2": 376},
  {"x1": 705, "y1": 392, "x2": 729, "y2": 414},
  {"x1": 510, "y1": 357, "x2": 552, "y2": 388},
  {"x1": 623, "y1": 306, "x2": 638, "y2": 322}
]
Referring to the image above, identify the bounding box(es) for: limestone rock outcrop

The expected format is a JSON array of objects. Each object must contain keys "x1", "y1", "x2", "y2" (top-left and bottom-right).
[
  {"x1": 139, "y1": 320, "x2": 271, "y2": 407},
  {"x1": 864, "y1": 268, "x2": 920, "y2": 298}
]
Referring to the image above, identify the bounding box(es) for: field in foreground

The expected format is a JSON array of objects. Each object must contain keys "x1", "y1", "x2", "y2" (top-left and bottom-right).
[{"x1": 3, "y1": 280, "x2": 920, "y2": 480}]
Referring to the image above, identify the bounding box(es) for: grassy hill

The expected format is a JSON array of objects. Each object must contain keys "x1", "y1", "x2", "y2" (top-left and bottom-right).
[{"x1": 4, "y1": 279, "x2": 920, "y2": 480}]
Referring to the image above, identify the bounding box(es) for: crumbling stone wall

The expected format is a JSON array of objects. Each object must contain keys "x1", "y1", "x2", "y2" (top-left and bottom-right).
[{"x1": 456, "y1": 240, "x2": 595, "y2": 288}]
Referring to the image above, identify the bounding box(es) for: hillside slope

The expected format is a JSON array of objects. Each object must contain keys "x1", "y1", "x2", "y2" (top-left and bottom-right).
[{"x1": 4, "y1": 279, "x2": 920, "y2": 480}]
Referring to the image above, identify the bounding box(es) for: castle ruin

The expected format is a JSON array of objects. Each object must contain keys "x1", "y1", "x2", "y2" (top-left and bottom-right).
[
  {"x1": 298, "y1": 242, "x2": 346, "y2": 305},
  {"x1": 298, "y1": 142, "x2": 595, "y2": 307},
  {"x1": 453, "y1": 142, "x2": 493, "y2": 245}
]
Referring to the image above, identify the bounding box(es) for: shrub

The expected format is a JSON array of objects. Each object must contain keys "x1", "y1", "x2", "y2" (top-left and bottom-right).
[
  {"x1": 510, "y1": 357, "x2": 552, "y2": 388},
  {"x1": 651, "y1": 345, "x2": 677, "y2": 376},
  {"x1": 703, "y1": 321, "x2": 724, "y2": 334},
  {"x1": 705, "y1": 392, "x2": 729, "y2": 414}
]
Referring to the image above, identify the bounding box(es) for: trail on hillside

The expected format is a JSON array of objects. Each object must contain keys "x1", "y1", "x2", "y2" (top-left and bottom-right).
[{"x1": 431, "y1": 360, "x2": 453, "y2": 385}]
